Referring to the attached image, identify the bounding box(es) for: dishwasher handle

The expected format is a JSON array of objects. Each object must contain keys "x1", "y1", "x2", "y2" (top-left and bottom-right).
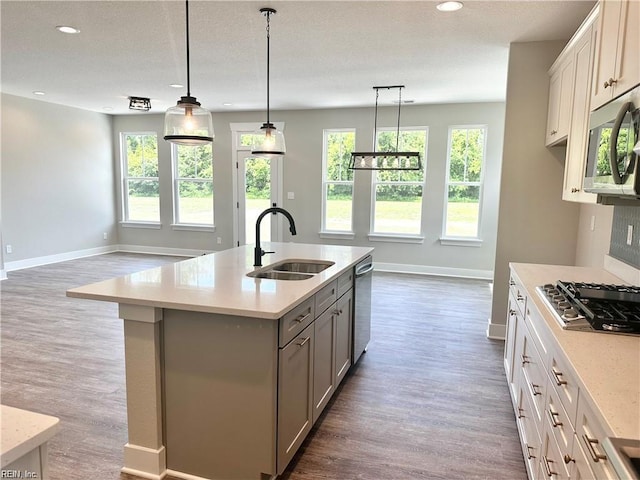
[{"x1": 355, "y1": 262, "x2": 374, "y2": 277}]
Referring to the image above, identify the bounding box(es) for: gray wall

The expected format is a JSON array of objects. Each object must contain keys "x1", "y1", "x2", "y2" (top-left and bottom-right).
[
  {"x1": 1, "y1": 93, "x2": 116, "y2": 263},
  {"x1": 112, "y1": 102, "x2": 505, "y2": 275},
  {"x1": 490, "y1": 42, "x2": 582, "y2": 332}
]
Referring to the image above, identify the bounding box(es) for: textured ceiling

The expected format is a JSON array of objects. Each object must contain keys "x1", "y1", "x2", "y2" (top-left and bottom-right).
[{"x1": 0, "y1": 0, "x2": 597, "y2": 115}]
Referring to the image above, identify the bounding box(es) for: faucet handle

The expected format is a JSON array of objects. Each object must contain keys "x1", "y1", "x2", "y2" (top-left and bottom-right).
[{"x1": 262, "y1": 249, "x2": 275, "y2": 255}]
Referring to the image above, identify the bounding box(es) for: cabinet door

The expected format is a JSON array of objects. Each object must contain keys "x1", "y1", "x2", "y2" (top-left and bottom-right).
[
  {"x1": 546, "y1": 55, "x2": 574, "y2": 146},
  {"x1": 563, "y1": 20, "x2": 598, "y2": 203},
  {"x1": 277, "y1": 324, "x2": 314, "y2": 474},
  {"x1": 334, "y1": 290, "x2": 353, "y2": 387},
  {"x1": 312, "y1": 307, "x2": 335, "y2": 423},
  {"x1": 592, "y1": 0, "x2": 640, "y2": 110},
  {"x1": 504, "y1": 292, "x2": 520, "y2": 387}
]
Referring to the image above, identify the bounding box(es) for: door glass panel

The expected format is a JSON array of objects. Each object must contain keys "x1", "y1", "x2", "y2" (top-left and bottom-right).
[{"x1": 245, "y1": 156, "x2": 271, "y2": 245}]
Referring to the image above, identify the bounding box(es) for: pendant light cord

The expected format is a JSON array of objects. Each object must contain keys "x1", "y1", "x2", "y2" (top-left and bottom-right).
[
  {"x1": 396, "y1": 87, "x2": 402, "y2": 152},
  {"x1": 185, "y1": 0, "x2": 191, "y2": 97},
  {"x1": 373, "y1": 88, "x2": 379, "y2": 152},
  {"x1": 265, "y1": 10, "x2": 271, "y2": 126}
]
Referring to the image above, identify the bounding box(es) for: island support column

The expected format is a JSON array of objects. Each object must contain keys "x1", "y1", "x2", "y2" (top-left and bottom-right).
[{"x1": 118, "y1": 304, "x2": 166, "y2": 480}]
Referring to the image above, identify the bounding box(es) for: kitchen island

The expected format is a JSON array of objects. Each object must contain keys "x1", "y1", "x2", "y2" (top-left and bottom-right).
[{"x1": 67, "y1": 242, "x2": 373, "y2": 480}]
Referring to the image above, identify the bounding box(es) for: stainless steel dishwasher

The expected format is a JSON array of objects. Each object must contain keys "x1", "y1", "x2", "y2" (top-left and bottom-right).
[{"x1": 353, "y1": 255, "x2": 373, "y2": 364}]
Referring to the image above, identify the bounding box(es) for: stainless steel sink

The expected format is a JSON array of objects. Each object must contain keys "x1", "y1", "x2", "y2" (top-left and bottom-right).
[
  {"x1": 246, "y1": 270, "x2": 314, "y2": 281},
  {"x1": 247, "y1": 259, "x2": 334, "y2": 280},
  {"x1": 272, "y1": 260, "x2": 335, "y2": 274}
]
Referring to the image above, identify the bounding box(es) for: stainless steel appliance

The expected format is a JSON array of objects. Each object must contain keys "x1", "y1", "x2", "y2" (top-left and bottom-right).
[
  {"x1": 353, "y1": 256, "x2": 373, "y2": 363},
  {"x1": 536, "y1": 281, "x2": 640, "y2": 335},
  {"x1": 584, "y1": 85, "x2": 640, "y2": 200}
]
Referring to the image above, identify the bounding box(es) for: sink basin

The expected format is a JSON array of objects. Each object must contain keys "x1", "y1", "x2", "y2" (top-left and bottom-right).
[
  {"x1": 246, "y1": 270, "x2": 314, "y2": 281},
  {"x1": 272, "y1": 260, "x2": 335, "y2": 274}
]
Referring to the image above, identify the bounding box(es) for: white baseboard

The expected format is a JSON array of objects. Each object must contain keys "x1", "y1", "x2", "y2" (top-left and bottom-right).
[
  {"x1": 374, "y1": 262, "x2": 493, "y2": 280},
  {"x1": 117, "y1": 244, "x2": 212, "y2": 257},
  {"x1": 486, "y1": 319, "x2": 506, "y2": 340},
  {"x1": 122, "y1": 443, "x2": 166, "y2": 480},
  {"x1": 4, "y1": 245, "x2": 118, "y2": 272}
]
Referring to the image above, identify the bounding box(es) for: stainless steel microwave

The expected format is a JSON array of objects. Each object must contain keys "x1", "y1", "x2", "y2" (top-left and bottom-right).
[{"x1": 584, "y1": 85, "x2": 640, "y2": 200}]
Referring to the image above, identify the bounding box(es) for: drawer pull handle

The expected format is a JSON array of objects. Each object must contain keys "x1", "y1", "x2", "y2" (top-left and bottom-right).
[
  {"x1": 552, "y1": 368, "x2": 567, "y2": 386},
  {"x1": 521, "y1": 354, "x2": 530, "y2": 366},
  {"x1": 509, "y1": 309, "x2": 517, "y2": 317},
  {"x1": 293, "y1": 312, "x2": 310, "y2": 324},
  {"x1": 297, "y1": 336, "x2": 310, "y2": 347},
  {"x1": 525, "y1": 443, "x2": 535, "y2": 460},
  {"x1": 542, "y1": 456, "x2": 557, "y2": 477},
  {"x1": 517, "y1": 407, "x2": 524, "y2": 419},
  {"x1": 563, "y1": 454, "x2": 575, "y2": 464},
  {"x1": 582, "y1": 434, "x2": 607, "y2": 463},
  {"x1": 509, "y1": 280, "x2": 515, "y2": 286},
  {"x1": 333, "y1": 309, "x2": 343, "y2": 315},
  {"x1": 517, "y1": 294, "x2": 524, "y2": 301},
  {"x1": 547, "y1": 408, "x2": 563, "y2": 427},
  {"x1": 531, "y1": 383, "x2": 542, "y2": 396}
]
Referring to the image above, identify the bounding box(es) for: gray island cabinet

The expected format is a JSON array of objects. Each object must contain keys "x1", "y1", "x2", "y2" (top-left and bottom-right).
[{"x1": 67, "y1": 243, "x2": 373, "y2": 480}]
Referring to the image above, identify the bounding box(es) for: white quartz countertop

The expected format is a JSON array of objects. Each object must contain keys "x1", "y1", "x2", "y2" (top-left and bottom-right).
[
  {"x1": 1, "y1": 405, "x2": 60, "y2": 468},
  {"x1": 510, "y1": 262, "x2": 640, "y2": 440},
  {"x1": 67, "y1": 243, "x2": 373, "y2": 319}
]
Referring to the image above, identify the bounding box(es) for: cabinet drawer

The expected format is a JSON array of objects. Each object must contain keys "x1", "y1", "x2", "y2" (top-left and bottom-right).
[
  {"x1": 516, "y1": 384, "x2": 542, "y2": 480},
  {"x1": 279, "y1": 297, "x2": 315, "y2": 347},
  {"x1": 575, "y1": 400, "x2": 617, "y2": 480},
  {"x1": 548, "y1": 351, "x2": 579, "y2": 427},
  {"x1": 541, "y1": 418, "x2": 571, "y2": 480},
  {"x1": 315, "y1": 280, "x2": 337, "y2": 317},
  {"x1": 525, "y1": 305, "x2": 551, "y2": 368},
  {"x1": 521, "y1": 327, "x2": 547, "y2": 424},
  {"x1": 545, "y1": 382, "x2": 574, "y2": 456},
  {"x1": 336, "y1": 268, "x2": 354, "y2": 299}
]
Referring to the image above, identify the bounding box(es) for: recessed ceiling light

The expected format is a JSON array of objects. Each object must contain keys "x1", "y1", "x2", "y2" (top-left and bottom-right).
[
  {"x1": 222, "y1": 103, "x2": 233, "y2": 107},
  {"x1": 103, "y1": 107, "x2": 114, "y2": 111},
  {"x1": 56, "y1": 25, "x2": 80, "y2": 34},
  {"x1": 436, "y1": 1, "x2": 463, "y2": 12},
  {"x1": 33, "y1": 91, "x2": 46, "y2": 96},
  {"x1": 169, "y1": 83, "x2": 184, "y2": 89}
]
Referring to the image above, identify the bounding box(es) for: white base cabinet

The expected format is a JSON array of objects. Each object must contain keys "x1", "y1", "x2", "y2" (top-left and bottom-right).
[{"x1": 504, "y1": 267, "x2": 622, "y2": 480}]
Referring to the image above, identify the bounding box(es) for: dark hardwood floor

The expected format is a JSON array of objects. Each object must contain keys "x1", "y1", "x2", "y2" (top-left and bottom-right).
[{"x1": 0, "y1": 253, "x2": 526, "y2": 479}]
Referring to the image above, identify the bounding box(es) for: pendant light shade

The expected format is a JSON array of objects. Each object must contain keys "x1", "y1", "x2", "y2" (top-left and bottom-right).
[
  {"x1": 164, "y1": 1, "x2": 214, "y2": 146},
  {"x1": 251, "y1": 8, "x2": 285, "y2": 156}
]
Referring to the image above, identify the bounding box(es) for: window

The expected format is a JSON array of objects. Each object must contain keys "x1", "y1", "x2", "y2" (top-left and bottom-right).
[
  {"x1": 172, "y1": 143, "x2": 214, "y2": 226},
  {"x1": 443, "y1": 126, "x2": 486, "y2": 238},
  {"x1": 322, "y1": 130, "x2": 355, "y2": 233},
  {"x1": 371, "y1": 128, "x2": 427, "y2": 236},
  {"x1": 121, "y1": 133, "x2": 160, "y2": 223}
]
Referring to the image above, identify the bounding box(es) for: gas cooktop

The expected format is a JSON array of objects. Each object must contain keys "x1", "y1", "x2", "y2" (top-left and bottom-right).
[{"x1": 536, "y1": 281, "x2": 640, "y2": 335}]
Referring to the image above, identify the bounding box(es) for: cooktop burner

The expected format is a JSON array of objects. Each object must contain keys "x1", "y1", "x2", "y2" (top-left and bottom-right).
[{"x1": 536, "y1": 281, "x2": 640, "y2": 335}]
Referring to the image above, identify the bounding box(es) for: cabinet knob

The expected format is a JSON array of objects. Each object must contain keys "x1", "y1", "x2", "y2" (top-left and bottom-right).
[
  {"x1": 571, "y1": 187, "x2": 580, "y2": 193},
  {"x1": 550, "y1": 130, "x2": 557, "y2": 135},
  {"x1": 604, "y1": 77, "x2": 618, "y2": 88},
  {"x1": 563, "y1": 454, "x2": 575, "y2": 464}
]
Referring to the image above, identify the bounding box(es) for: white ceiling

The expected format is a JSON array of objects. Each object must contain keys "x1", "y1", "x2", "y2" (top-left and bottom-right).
[{"x1": 1, "y1": 0, "x2": 596, "y2": 115}]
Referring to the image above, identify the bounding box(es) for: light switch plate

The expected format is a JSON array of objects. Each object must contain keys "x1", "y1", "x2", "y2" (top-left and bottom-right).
[
  {"x1": 627, "y1": 225, "x2": 634, "y2": 246},
  {"x1": 287, "y1": 192, "x2": 295, "y2": 200}
]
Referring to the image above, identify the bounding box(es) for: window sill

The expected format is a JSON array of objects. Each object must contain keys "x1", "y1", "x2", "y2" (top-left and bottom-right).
[
  {"x1": 120, "y1": 221, "x2": 161, "y2": 229},
  {"x1": 319, "y1": 231, "x2": 355, "y2": 240},
  {"x1": 367, "y1": 234, "x2": 424, "y2": 244},
  {"x1": 439, "y1": 237, "x2": 483, "y2": 247},
  {"x1": 171, "y1": 224, "x2": 215, "y2": 232}
]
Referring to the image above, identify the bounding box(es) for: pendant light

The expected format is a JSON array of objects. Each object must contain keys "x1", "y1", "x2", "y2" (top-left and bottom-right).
[
  {"x1": 350, "y1": 85, "x2": 421, "y2": 170},
  {"x1": 251, "y1": 8, "x2": 286, "y2": 156},
  {"x1": 164, "y1": 0, "x2": 214, "y2": 146}
]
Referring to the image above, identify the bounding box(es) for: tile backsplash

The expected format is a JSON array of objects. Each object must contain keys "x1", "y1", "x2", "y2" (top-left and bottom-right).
[{"x1": 610, "y1": 205, "x2": 640, "y2": 269}]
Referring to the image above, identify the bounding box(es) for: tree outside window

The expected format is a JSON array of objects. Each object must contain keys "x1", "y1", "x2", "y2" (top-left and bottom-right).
[
  {"x1": 122, "y1": 133, "x2": 160, "y2": 222},
  {"x1": 372, "y1": 128, "x2": 427, "y2": 235},
  {"x1": 444, "y1": 126, "x2": 486, "y2": 238},
  {"x1": 322, "y1": 130, "x2": 355, "y2": 232},
  {"x1": 173, "y1": 143, "x2": 214, "y2": 225}
]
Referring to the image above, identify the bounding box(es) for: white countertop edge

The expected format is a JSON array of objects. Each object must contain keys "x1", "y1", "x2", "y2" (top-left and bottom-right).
[{"x1": 1, "y1": 405, "x2": 60, "y2": 468}]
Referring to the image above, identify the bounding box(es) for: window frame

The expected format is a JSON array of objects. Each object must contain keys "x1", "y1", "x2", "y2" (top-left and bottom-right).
[
  {"x1": 119, "y1": 132, "x2": 161, "y2": 227},
  {"x1": 369, "y1": 126, "x2": 428, "y2": 242},
  {"x1": 441, "y1": 124, "x2": 487, "y2": 244},
  {"x1": 170, "y1": 142, "x2": 215, "y2": 231},
  {"x1": 320, "y1": 128, "x2": 356, "y2": 238}
]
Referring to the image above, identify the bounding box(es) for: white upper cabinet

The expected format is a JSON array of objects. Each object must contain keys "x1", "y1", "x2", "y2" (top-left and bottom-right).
[
  {"x1": 546, "y1": 54, "x2": 575, "y2": 146},
  {"x1": 591, "y1": 0, "x2": 640, "y2": 111}
]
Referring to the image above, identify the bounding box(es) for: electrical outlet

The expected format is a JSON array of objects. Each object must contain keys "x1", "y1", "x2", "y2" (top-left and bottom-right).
[
  {"x1": 217, "y1": 237, "x2": 222, "y2": 245},
  {"x1": 627, "y1": 225, "x2": 634, "y2": 246},
  {"x1": 6, "y1": 245, "x2": 12, "y2": 254},
  {"x1": 287, "y1": 192, "x2": 295, "y2": 200},
  {"x1": 103, "y1": 232, "x2": 108, "y2": 240}
]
